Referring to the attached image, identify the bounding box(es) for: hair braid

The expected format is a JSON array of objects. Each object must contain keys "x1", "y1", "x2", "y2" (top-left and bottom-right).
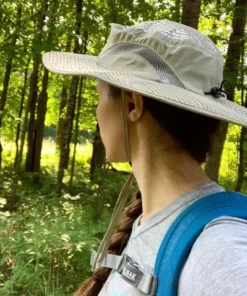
[{"x1": 74, "y1": 191, "x2": 142, "y2": 296}]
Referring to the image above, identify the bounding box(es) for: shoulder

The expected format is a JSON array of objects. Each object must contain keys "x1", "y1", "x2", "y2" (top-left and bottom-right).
[{"x1": 178, "y1": 216, "x2": 247, "y2": 296}]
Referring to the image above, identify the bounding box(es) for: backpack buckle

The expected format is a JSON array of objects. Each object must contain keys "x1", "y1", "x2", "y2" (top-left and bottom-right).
[
  {"x1": 117, "y1": 254, "x2": 157, "y2": 295},
  {"x1": 117, "y1": 254, "x2": 144, "y2": 287}
]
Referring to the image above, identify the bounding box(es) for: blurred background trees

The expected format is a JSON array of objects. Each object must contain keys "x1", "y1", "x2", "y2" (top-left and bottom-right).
[{"x1": 0, "y1": 0, "x2": 246, "y2": 294}]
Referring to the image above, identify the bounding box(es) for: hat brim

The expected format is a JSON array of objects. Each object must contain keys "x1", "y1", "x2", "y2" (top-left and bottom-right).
[{"x1": 43, "y1": 52, "x2": 247, "y2": 128}]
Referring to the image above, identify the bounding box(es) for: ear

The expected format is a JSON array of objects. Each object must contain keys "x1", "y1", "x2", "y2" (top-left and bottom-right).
[{"x1": 125, "y1": 91, "x2": 144, "y2": 122}]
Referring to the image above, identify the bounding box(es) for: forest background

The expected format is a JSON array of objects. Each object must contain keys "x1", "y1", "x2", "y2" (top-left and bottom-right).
[{"x1": 0, "y1": 0, "x2": 247, "y2": 295}]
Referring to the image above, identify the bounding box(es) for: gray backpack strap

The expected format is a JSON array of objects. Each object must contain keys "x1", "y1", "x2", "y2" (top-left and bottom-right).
[
  {"x1": 91, "y1": 173, "x2": 135, "y2": 271},
  {"x1": 91, "y1": 252, "x2": 157, "y2": 295},
  {"x1": 91, "y1": 252, "x2": 123, "y2": 269}
]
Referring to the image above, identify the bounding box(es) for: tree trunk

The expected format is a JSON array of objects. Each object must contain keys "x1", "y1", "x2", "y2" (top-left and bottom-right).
[
  {"x1": 64, "y1": 87, "x2": 77, "y2": 170},
  {"x1": 14, "y1": 59, "x2": 30, "y2": 168},
  {"x1": 0, "y1": 60, "x2": 13, "y2": 126},
  {"x1": 0, "y1": 6, "x2": 22, "y2": 168},
  {"x1": 25, "y1": 0, "x2": 48, "y2": 172},
  {"x1": 10, "y1": 62, "x2": 34, "y2": 209},
  {"x1": 90, "y1": 123, "x2": 106, "y2": 180},
  {"x1": 56, "y1": 86, "x2": 68, "y2": 150},
  {"x1": 236, "y1": 76, "x2": 247, "y2": 192},
  {"x1": 181, "y1": 0, "x2": 202, "y2": 29},
  {"x1": 235, "y1": 38, "x2": 247, "y2": 192},
  {"x1": 205, "y1": 0, "x2": 247, "y2": 181},
  {"x1": 56, "y1": 40, "x2": 72, "y2": 151},
  {"x1": 69, "y1": 77, "x2": 84, "y2": 188},
  {"x1": 56, "y1": 0, "x2": 83, "y2": 195},
  {"x1": 56, "y1": 77, "x2": 79, "y2": 194},
  {"x1": 32, "y1": 0, "x2": 59, "y2": 182},
  {"x1": 223, "y1": 0, "x2": 247, "y2": 90},
  {"x1": 236, "y1": 126, "x2": 247, "y2": 191},
  {"x1": 64, "y1": 3, "x2": 85, "y2": 170},
  {"x1": 10, "y1": 93, "x2": 32, "y2": 210},
  {"x1": 25, "y1": 57, "x2": 40, "y2": 172},
  {"x1": 33, "y1": 68, "x2": 49, "y2": 180},
  {"x1": 0, "y1": 59, "x2": 13, "y2": 169},
  {"x1": 68, "y1": 30, "x2": 88, "y2": 187},
  {"x1": 205, "y1": 121, "x2": 229, "y2": 180}
]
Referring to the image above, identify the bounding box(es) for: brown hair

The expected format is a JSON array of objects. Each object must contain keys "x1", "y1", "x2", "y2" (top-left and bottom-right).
[{"x1": 74, "y1": 84, "x2": 220, "y2": 295}]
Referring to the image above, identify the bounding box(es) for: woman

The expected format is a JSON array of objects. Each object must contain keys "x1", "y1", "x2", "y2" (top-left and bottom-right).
[{"x1": 43, "y1": 20, "x2": 247, "y2": 295}]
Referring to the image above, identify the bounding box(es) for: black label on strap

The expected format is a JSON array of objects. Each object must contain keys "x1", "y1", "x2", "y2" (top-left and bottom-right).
[{"x1": 121, "y1": 257, "x2": 143, "y2": 287}]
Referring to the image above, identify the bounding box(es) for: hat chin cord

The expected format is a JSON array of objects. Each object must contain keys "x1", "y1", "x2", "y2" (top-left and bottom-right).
[{"x1": 91, "y1": 91, "x2": 134, "y2": 272}]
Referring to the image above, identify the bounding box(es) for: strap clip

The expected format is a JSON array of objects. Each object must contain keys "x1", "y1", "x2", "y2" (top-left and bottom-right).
[
  {"x1": 117, "y1": 254, "x2": 143, "y2": 287},
  {"x1": 117, "y1": 255, "x2": 157, "y2": 296},
  {"x1": 91, "y1": 252, "x2": 157, "y2": 295}
]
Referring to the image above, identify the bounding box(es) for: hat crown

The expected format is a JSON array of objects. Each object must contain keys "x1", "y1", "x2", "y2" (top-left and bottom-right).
[
  {"x1": 103, "y1": 21, "x2": 221, "y2": 56},
  {"x1": 97, "y1": 20, "x2": 224, "y2": 96}
]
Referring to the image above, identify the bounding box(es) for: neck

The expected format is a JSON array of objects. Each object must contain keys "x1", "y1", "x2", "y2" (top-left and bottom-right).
[{"x1": 132, "y1": 147, "x2": 211, "y2": 223}]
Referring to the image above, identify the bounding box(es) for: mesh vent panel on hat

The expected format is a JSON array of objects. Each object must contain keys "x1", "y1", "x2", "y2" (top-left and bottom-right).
[
  {"x1": 129, "y1": 21, "x2": 220, "y2": 56},
  {"x1": 98, "y1": 43, "x2": 185, "y2": 88}
]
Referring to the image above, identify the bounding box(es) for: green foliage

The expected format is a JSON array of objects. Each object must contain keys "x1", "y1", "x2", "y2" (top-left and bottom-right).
[
  {"x1": 0, "y1": 194, "x2": 112, "y2": 295},
  {"x1": 219, "y1": 124, "x2": 241, "y2": 190}
]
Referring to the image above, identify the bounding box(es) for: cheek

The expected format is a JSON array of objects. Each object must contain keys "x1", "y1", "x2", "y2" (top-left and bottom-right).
[
  {"x1": 96, "y1": 102, "x2": 127, "y2": 162},
  {"x1": 96, "y1": 101, "x2": 108, "y2": 134},
  {"x1": 96, "y1": 103, "x2": 102, "y2": 124}
]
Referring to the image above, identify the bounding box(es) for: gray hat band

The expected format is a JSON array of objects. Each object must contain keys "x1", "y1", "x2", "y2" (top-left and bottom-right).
[{"x1": 97, "y1": 43, "x2": 185, "y2": 89}]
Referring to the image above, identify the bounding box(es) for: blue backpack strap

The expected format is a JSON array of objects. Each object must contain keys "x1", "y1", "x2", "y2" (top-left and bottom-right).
[{"x1": 154, "y1": 191, "x2": 247, "y2": 296}]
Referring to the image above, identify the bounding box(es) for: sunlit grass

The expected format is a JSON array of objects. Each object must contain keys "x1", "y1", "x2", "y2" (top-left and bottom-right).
[
  {"x1": 1, "y1": 138, "x2": 134, "y2": 199},
  {"x1": 1, "y1": 128, "x2": 245, "y2": 195},
  {"x1": 1, "y1": 139, "x2": 93, "y2": 170}
]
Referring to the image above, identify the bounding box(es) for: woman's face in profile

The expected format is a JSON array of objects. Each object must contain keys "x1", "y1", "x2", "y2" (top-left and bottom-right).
[{"x1": 96, "y1": 81, "x2": 128, "y2": 163}]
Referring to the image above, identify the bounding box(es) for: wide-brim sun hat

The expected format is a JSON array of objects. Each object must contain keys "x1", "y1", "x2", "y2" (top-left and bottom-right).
[{"x1": 43, "y1": 20, "x2": 247, "y2": 128}]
